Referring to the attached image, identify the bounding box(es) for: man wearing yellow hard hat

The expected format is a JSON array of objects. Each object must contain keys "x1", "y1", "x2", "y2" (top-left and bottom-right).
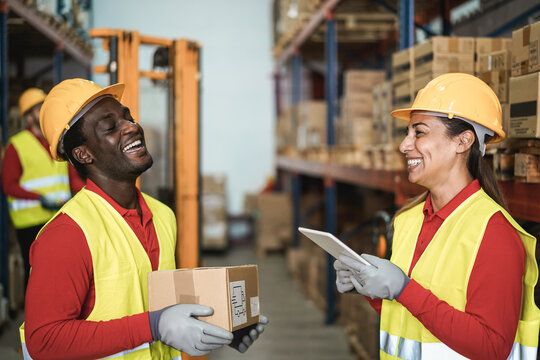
[
  {"x1": 21, "y1": 78, "x2": 267, "y2": 359},
  {"x1": 1, "y1": 88, "x2": 85, "y2": 291},
  {"x1": 334, "y1": 73, "x2": 540, "y2": 359}
]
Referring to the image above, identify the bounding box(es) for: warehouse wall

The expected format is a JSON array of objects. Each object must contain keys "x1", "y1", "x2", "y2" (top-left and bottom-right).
[{"x1": 91, "y1": 0, "x2": 274, "y2": 213}]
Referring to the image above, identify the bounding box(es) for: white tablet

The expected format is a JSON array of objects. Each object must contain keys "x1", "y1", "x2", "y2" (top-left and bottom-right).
[{"x1": 298, "y1": 227, "x2": 372, "y2": 266}]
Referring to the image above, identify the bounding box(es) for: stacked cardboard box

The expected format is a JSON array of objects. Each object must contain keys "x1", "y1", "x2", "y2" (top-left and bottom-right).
[
  {"x1": 255, "y1": 193, "x2": 292, "y2": 255},
  {"x1": 337, "y1": 70, "x2": 385, "y2": 147},
  {"x1": 372, "y1": 81, "x2": 393, "y2": 145},
  {"x1": 296, "y1": 101, "x2": 327, "y2": 151},
  {"x1": 391, "y1": 48, "x2": 414, "y2": 146},
  {"x1": 413, "y1": 36, "x2": 475, "y2": 95},
  {"x1": 477, "y1": 49, "x2": 512, "y2": 103},
  {"x1": 201, "y1": 175, "x2": 228, "y2": 251},
  {"x1": 475, "y1": 37, "x2": 512, "y2": 75},
  {"x1": 276, "y1": 106, "x2": 296, "y2": 155},
  {"x1": 509, "y1": 23, "x2": 540, "y2": 139}
]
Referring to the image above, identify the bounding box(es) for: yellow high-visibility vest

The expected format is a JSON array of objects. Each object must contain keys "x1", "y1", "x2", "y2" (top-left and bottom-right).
[
  {"x1": 380, "y1": 189, "x2": 540, "y2": 360},
  {"x1": 20, "y1": 188, "x2": 182, "y2": 360},
  {"x1": 7, "y1": 129, "x2": 70, "y2": 229}
]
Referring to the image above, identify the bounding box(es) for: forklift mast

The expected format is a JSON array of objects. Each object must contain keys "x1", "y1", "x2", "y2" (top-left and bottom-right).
[{"x1": 90, "y1": 29, "x2": 201, "y2": 271}]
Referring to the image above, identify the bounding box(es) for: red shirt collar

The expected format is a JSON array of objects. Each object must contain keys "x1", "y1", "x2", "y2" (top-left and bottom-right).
[
  {"x1": 423, "y1": 179, "x2": 481, "y2": 220},
  {"x1": 85, "y1": 179, "x2": 153, "y2": 226}
]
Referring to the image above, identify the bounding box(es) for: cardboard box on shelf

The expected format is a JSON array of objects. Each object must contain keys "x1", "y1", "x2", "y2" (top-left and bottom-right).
[
  {"x1": 343, "y1": 70, "x2": 386, "y2": 96},
  {"x1": 509, "y1": 72, "x2": 540, "y2": 138},
  {"x1": 393, "y1": 80, "x2": 413, "y2": 109},
  {"x1": 256, "y1": 193, "x2": 292, "y2": 251},
  {"x1": 202, "y1": 175, "x2": 228, "y2": 250},
  {"x1": 414, "y1": 36, "x2": 475, "y2": 76},
  {"x1": 337, "y1": 117, "x2": 374, "y2": 146},
  {"x1": 392, "y1": 47, "x2": 414, "y2": 85},
  {"x1": 297, "y1": 101, "x2": 326, "y2": 150},
  {"x1": 478, "y1": 49, "x2": 512, "y2": 73},
  {"x1": 477, "y1": 50, "x2": 512, "y2": 102},
  {"x1": 342, "y1": 92, "x2": 374, "y2": 119},
  {"x1": 514, "y1": 153, "x2": 540, "y2": 183},
  {"x1": 511, "y1": 21, "x2": 540, "y2": 76},
  {"x1": 478, "y1": 70, "x2": 511, "y2": 103},
  {"x1": 493, "y1": 152, "x2": 515, "y2": 181},
  {"x1": 148, "y1": 265, "x2": 260, "y2": 332},
  {"x1": 203, "y1": 174, "x2": 226, "y2": 195},
  {"x1": 475, "y1": 37, "x2": 512, "y2": 74},
  {"x1": 276, "y1": 106, "x2": 296, "y2": 152}
]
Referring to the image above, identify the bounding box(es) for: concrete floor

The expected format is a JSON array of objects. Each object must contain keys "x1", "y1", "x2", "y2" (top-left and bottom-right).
[{"x1": 0, "y1": 245, "x2": 356, "y2": 360}]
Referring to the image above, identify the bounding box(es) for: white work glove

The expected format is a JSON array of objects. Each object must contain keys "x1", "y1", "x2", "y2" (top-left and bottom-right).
[
  {"x1": 334, "y1": 254, "x2": 410, "y2": 300},
  {"x1": 149, "y1": 304, "x2": 233, "y2": 356},
  {"x1": 230, "y1": 315, "x2": 269, "y2": 353}
]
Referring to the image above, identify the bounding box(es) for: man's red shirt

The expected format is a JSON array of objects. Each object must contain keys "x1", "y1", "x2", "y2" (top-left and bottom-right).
[{"x1": 24, "y1": 180, "x2": 160, "y2": 359}]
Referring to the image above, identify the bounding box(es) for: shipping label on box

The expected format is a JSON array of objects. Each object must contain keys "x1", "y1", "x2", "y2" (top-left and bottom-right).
[
  {"x1": 148, "y1": 265, "x2": 260, "y2": 332},
  {"x1": 509, "y1": 72, "x2": 540, "y2": 138},
  {"x1": 392, "y1": 48, "x2": 414, "y2": 85},
  {"x1": 512, "y1": 21, "x2": 540, "y2": 76},
  {"x1": 478, "y1": 50, "x2": 512, "y2": 73},
  {"x1": 475, "y1": 37, "x2": 512, "y2": 73}
]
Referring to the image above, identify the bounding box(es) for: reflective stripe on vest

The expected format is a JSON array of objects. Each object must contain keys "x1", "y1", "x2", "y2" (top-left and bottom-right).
[
  {"x1": 381, "y1": 189, "x2": 540, "y2": 359},
  {"x1": 20, "y1": 189, "x2": 180, "y2": 359},
  {"x1": 380, "y1": 329, "x2": 538, "y2": 360},
  {"x1": 7, "y1": 130, "x2": 70, "y2": 228}
]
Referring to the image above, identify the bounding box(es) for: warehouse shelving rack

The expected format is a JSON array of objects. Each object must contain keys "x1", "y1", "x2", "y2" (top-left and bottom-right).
[
  {"x1": 0, "y1": 0, "x2": 92, "y2": 304},
  {"x1": 274, "y1": 0, "x2": 540, "y2": 326}
]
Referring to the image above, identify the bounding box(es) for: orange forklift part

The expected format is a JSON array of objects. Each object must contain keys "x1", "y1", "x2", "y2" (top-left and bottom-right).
[
  {"x1": 377, "y1": 234, "x2": 387, "y2": 259},
  {"x1": 173, "y1": 39, "x2": 201, "y2": 270}
]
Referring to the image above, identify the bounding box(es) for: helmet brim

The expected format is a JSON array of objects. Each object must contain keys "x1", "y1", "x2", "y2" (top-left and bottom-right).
[{"x1": 390, "y1": 107, "x2": 504, "y2": 143}]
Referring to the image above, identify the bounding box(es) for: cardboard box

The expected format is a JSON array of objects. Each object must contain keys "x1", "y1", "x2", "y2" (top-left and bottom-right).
[
  {"x1": 414, "y1": 36, "x2": 475, "y2": 76},
  {"x1": 393, "y1": 80, "x2": 413, "y2": 109},
  {"x1": 256, "y1": 193, "x2": 292, "y2": 250},
  {"x1": 477, "y1": 49, "x2": 512, "y2": 73},
  {"x1": 514, "y1": 153, "x2": 540, "y2": 183},
  {"x1": 203, "y1": 175, "x2": 226, "y2": 195},
  {"x1": 148, "y1": 265, "x2": 260, "y2": 332},
  {"x1": 511, "y1": 21, "x2": 540, "y2": 76},
  {"x1": 337, "y1": 117, "x2": 374, "y2": 146},
  {"x1": 392, "y1": 47, "x2": 414, "y2": 85},
  {"x1": 276, "y1": 106, "x2": 296, "y2": 151},
  {"x1": 342, "y1": 93, "x2": 374, "y2": 119},
  {"x1": 297, "y1": 101, "x2": 326, "y2": 150},
  {"x1": 478, "y1": 69, "x2": 511, "y2": 102},
  {"x1": 493, "y1": 152, "x2": 514, "y2": 181},
  {"x1": 475, "y1": 37, "x2": 512, "y2": 73},
  {"x1": 343, "y1": 70, "x2": 385, "y2": 96},
  {"x1": 509, "y1": 72, "x2": 540, "y2": 138}
]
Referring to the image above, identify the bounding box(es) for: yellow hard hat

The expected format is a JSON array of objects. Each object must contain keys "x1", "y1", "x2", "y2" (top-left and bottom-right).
[
  {"x1": 19, "y1": 88, "x2": 46, "y2": 116},
  {"x1": 391, "y1": 73, "x2": 504, "y2": 143},
  {"x1": 40, "y1": 78, "x2": 125, "y2": 160}
]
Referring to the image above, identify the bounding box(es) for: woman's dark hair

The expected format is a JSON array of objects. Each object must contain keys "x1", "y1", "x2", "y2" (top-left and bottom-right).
[
  {"x1": 394, "y1": 116, "x2": 507, "y2": 219},
  {"x1": 60, "y1": 117, "x2": 88, "y2": 179},
  {"x1": 441, "y1": 117, "x2": 507, "y2": 210}
]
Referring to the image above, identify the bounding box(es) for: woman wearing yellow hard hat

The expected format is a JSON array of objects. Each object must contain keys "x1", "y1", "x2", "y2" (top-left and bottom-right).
[{"x1": 334, "y1": 73, "x2": 540, "y2": 359}]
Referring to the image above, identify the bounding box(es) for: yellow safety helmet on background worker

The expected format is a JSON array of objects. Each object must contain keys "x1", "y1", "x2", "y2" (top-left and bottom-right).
[
  {"x1": 19, "y1": 88, "x2": 46, "y2": 116},
  {"x1": 391, "y1": 73, "x2": 505, "y2": 143},
  {"x1": 39, "y1": 78, "x2": 125, "y2": 161}
]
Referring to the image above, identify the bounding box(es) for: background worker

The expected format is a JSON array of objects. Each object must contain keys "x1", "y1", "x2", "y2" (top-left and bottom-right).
[
  {"x1": 1, "y1": 87, "x2": 85, "y2": 290},
  {"x1": 22, "y1": 78, "x2": 266, "y2": 359},
  {"x1": 334, "y1": 73, "x2": 540, "y2": 359}
]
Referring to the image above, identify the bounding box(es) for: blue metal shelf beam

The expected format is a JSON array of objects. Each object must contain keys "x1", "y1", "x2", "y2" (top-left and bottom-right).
[
  {"x1": 54, "y1": 43, "x2": 63, "y2": 84},
  {"x1": 324, "y1": 14, "x2": 337, "y2": 325},
  {"x1": 399, "y1": 0, "x2": 414, "y2": 50}
]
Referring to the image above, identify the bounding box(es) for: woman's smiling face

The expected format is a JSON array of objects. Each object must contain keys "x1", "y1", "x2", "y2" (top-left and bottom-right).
[{"x1": 398, "y1": 113, "x2": 461, "y2": 189}]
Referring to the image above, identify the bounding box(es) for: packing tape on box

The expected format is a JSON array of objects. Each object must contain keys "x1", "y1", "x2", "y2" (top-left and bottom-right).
[
  {"x1": 178, "y1": 295, "x2": 200, "y2": 304},
  {"x1": 524, "y1": 26, "x2": 530, "y2": 46},
  {"x1": 449, "y1": 38, "x2": 459, "y2": 53}
]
